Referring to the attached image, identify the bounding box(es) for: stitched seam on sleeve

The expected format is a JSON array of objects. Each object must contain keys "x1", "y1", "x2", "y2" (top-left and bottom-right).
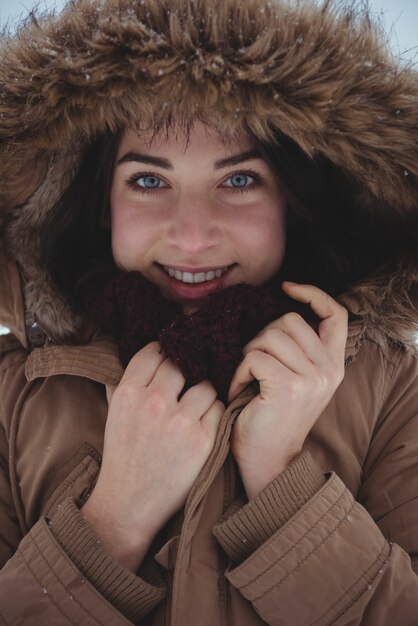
[
  {"x1": 43, "y1": 458, "x2": 97, "y2": 514},
  {"x1": 238, "y1": 486, "x2": 347, "y2": 591},
  {"x1": 248, "y1": 499, "x2": 354, "y2": 601},
  {"x1": 17, "y1": 545, "x2": 77, "y2": 625},
  {"x1": 311, "y1": 540, "x2": 390, "y2": 625},
  {"x1": 27, "y1": 528, "x2": 103, "y2": 625}
]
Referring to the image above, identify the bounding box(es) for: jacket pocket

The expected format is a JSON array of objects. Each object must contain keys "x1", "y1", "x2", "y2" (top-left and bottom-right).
[{"x1": 41, "y1": 442, "x2": 101, "y2": 518}]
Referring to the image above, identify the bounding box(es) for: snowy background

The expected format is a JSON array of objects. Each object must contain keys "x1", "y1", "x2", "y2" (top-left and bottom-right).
[
  {"x1": 1, "y1": 0, "x2": 417, "y2": 61},
  {"x1": 0, "y1": 0, "x2": 417, "y2": 335}
]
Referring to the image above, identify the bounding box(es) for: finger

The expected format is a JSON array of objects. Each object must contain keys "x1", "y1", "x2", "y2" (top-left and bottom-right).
[
  {"x1": 200, "y1": 399, "x2": 225, "y2": 438},
  {"x1": 228, "y1": 350, "x2": 291, "y2": 401},
  {"x1": 250, "y1": 313, "x2": 324, "y2": 367},
  {"x1": 151, "y1": 356, "x2": 186, "y2": 397},
  {"x1": 282, "y1": 282, "x2": 348, "y2": 356},
  {"x1": 123, "y1": 341, "x2": 167, "y2": 387},
  {"x1": 243, "y1": 325, "x2": 315, "y2": 374},
  {"x1": 180, "y1": 380, "x2": 218, "y2": 420}
]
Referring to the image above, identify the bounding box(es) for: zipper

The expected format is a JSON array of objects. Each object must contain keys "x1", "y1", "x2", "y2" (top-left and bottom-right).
[{"x1": 170, "y1": 391, "x2": 252, "y2": 626}]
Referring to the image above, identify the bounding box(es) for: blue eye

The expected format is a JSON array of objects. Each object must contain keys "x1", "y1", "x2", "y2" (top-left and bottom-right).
[
  {"x1": 226, "y1": 173, "x2": 253, "y2": 188},
  {"x1": 137, "y1": 175, "x2": 165, "y2": 189}
]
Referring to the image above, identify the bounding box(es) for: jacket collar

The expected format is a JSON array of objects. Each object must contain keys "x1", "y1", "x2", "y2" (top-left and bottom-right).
[
  {"x1": 25, "y1": 336, "x2": 123, "y2": 386},
  {"x1": 25, "y1": 320, "x2": 366, "y2": 386}
]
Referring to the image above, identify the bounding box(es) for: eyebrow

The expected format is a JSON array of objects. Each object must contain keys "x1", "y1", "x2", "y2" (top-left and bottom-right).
[{"x1": 116, "y1": 149, "x2": 263, "y2": 170}]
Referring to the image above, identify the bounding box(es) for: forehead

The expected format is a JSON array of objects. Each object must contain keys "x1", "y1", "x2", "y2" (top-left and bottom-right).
[{"x1": 118, "y1": 119, "x2": 256, "y2": 156}]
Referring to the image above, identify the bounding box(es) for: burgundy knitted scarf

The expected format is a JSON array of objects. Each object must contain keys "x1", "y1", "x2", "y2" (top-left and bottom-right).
[{"x1": 82, "y1": 270, "x2": 317, "y2": 402}]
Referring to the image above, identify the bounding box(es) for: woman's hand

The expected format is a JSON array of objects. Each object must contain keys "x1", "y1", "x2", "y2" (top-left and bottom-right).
[
  {"x1": 228, "y1": 282, "x2": 348, "y2": 500},
  {"x1": 82, "y1": 341, "x2": 224, "y2": 572}
]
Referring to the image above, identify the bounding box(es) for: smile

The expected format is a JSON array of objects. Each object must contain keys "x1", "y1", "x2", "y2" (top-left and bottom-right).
[{"x1": 163, "y1": 266, "x2": 230, "y2": 284}]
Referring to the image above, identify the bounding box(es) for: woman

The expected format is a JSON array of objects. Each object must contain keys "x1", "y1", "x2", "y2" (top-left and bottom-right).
[{"x1": 0, "y1": 0, "x2": 417, "y2": 624}]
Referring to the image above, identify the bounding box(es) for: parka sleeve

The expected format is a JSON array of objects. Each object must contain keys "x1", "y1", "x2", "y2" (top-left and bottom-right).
[
  {"x1": 212, "y1": 344, "x2": 418, "y2": 626},
  {"x1": 0, "y1": 512, "x2": 166, "y2": 626},
  {"x1": 0, "y1": 350, "x2": 166, "y2": 625}
]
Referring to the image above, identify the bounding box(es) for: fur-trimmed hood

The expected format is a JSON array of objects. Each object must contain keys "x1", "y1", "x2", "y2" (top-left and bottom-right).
[{"x1": 0, "y1": 0, "x2": 417, "y2": 349}]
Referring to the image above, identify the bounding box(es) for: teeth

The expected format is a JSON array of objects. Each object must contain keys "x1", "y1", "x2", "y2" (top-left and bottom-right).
[
  {"x1": 182, "y1": 272, "x2": 195, "y2": 284},
  {"x1": 163, "y1": 266, "x2": 230, "y2": 284}
]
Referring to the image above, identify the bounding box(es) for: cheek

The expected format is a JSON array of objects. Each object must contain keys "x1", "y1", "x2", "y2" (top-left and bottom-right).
[
  {"x1": 239, "y1": 204, "x2": 286, "y2": 279},
  {"x1": 110, "y1": 202, "x2": 152, "y2": 267},
  {"x1": 244, "y1": 205, "x2": 286, "y2": 252}
]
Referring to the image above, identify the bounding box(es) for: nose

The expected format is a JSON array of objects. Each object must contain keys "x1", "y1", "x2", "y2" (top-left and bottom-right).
[{"x1": 166, "y1": 197, "x2": 220, "y2": 254}]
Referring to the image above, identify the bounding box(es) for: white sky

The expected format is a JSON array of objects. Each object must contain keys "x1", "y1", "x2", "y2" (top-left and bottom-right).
[{"x1": 0, "y1": 0, "x2": 417, "y2": 61}]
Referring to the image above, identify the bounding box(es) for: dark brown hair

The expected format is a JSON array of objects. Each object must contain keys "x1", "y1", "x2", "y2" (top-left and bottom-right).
[
  {"x1": 256, "y1": 130, "x2": 396, "y2": 294},
  {"x1": 39, "y1": 123, "x2": 404, "y2": 311},
  {"x1": 40, "y1": 131, "x2": 120, "y2": 310}
]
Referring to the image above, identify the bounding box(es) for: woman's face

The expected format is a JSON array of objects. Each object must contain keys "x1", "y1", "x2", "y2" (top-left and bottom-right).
[{"x1": 110, "y1": 121, "x2": 287, "y2": 313}]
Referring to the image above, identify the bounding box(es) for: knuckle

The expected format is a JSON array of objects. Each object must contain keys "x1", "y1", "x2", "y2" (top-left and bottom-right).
[
  {"x1": 138, "y1": 340, "x2": 160, "y2": 357},
  {"x1": 288, "y1": 311, "x2": 304, "y2": 323},
  {"x1": 282, "y1": 311, "x2": 304, "y2": 326},
  {"x1": 330, "y1": 297, "x2": 348, "y2": 319},
  {"x1": 315, "y1": 370, "x2": 330, "y2": 390},
  {"x1": 263, "y1": 327, "x2": 279, "y2": 342},
  {"x1": 252, "y1": 347, "x2": 266, "y2": 360},
  {"x1": 213, "y1": 399, "x2": 225, "y2": 414},
  {"x1": 333, "y1": 299, "x2": 348, "y2": 318},
  {"x1": 244, "y1": 350, "x2": 257, "y2": 368},
  {"x1": 197, "y1": 379, "x2": 217, "y2": 395},
  {"x1": 174, "y1": 410, "x2": 192, "y2": 433},
  {"x1": 199, "y1": 435, "x2": 215, "y2": 457},
  {"x1": 125, "y1": 341, "x2": 162, "y2": 369},
  {"x1": 287, "y1": 376, "x2": 304, "y2": 395},
  {"x1": 321, "y1": 364, "x2": 344, "y2": 389},
  {"x1": 146, "y1": 340, "x2": 162, "y2": 352},
  {"x1": 143, "y1": 387, "x2": 169, "y2": 417},
  {"x1": 191, "y1": 380, "x2": 217, "y2": 404}
]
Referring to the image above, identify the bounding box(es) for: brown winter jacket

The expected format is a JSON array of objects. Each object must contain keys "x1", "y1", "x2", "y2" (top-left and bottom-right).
[
  {"x1": 0, "y1": 272, "x2": 417, "y2": 625},
  {"x1": 0, "y1": 0, "x2": 418, "y2": 624}
]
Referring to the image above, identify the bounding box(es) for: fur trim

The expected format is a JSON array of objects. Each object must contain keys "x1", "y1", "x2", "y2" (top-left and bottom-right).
[
  {"x1": 0, "y1": 0, "x2": 417, "y2": 345},
  {"x1": 4, "y1": 146, "x2": 84, "y2": 339}
]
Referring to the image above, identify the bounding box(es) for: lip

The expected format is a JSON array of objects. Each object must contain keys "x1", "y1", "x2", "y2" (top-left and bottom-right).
[
  {"x1": 161, "y1": 264, "x2": 230, "y2": 273},
  {"x1": 157, "y1": 263, "x2": 236, "y2": 301}
]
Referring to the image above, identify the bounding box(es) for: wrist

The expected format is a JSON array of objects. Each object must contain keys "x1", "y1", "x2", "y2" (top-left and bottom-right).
[
  {"x1": 239, "y1": 451, "x2": 301, "y2": 500},
  {"x1": 81, "y1": 496, "x2": 156, "y2": 572}
]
